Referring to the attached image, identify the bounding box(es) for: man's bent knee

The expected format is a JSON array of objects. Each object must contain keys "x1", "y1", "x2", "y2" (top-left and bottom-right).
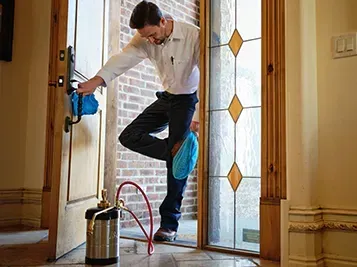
[{"x1": 118, "y1": 127, "x2": 136, "y2": 149}]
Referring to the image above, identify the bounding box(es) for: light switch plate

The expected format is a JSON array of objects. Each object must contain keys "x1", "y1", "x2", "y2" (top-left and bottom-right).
[{"x1": 332, "y1": 32, "x2": 357, "y2": 59}]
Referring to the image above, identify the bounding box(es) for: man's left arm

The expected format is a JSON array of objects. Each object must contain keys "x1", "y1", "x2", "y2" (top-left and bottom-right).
[{"x1": 190, "y1": 29, "x2": 200, "y2": 133}]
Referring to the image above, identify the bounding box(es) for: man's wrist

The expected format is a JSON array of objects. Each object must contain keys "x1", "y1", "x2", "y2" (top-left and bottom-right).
[{"x1": 92, "y1": 76, "x2": 104, "y2": 86}]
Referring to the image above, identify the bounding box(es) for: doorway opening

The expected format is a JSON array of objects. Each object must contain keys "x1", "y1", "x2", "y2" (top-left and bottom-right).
[{"x1": 115, "y1": 0, "x2": 200, "y2": 247}]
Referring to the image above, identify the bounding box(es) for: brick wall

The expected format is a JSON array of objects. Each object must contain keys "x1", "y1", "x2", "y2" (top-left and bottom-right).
[{"x1": 117, "y1": 0, "x2": 200, "y2": 228}]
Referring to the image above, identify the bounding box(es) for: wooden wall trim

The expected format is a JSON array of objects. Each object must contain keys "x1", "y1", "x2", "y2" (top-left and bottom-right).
[
  {"x1": 260, "y1": 0, "x2": 286, "y2": 261},
  {"x1": 197, "y1": 0, "x2": 209, "y2": 249}
]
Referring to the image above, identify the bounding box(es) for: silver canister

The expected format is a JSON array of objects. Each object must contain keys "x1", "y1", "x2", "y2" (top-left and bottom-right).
[{"x1": 85, "y1": 190, "x2": 120, "y2": 265}]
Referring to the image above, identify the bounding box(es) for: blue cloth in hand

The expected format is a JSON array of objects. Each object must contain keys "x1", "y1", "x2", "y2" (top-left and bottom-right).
[
  {"x1": 172, "y1": 131, "x2": 199, "y2": 180},
  {"x1": 71, "y1": 92, "x2": 99, "y2": 116}
]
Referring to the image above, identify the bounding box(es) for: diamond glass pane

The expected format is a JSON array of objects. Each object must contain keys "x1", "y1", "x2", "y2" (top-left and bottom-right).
[
  {"x1": 228, "y1": 163, "x2": 243, "y2": 191},
  {"x1": 210, "y1": 0, "x2": 235, "y2": 46},
  {"x1": 235, "y1": 178, "x2": 260, "y2": 252},
  {"x1": 236, "y1": 0, "x2": 262, "y2": 40},
  {"x1": 236, "y1": 108, "x2": 261, "y2": 177},
  {"x1": 210, "y1": 46, "x2": 235, "y2": 110},
  {"x1": 209, "y1": 111, "x2": 235, "y2": 177},
  {"x1": 228, "y1": 95, "x2": 243, "y2": 123},
  {"x1": 208, "y1": 177, "x2": 234, "y2": 248},
  {"x1": 236, "y1": 39, "x2": 261, "y2": 107},
  {"x1": 228, "y1": 30, "x2": 243, "y2": 57}
]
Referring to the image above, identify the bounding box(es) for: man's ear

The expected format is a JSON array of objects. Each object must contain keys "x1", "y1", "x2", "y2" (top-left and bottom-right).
[{"x1": 160, "y1": 17, "x2": 166, "y2": 27}]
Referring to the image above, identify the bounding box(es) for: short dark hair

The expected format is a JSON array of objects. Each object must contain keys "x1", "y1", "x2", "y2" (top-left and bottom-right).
[{"x1": 129, "y1": 1, "x2": 163, "y2": 29}]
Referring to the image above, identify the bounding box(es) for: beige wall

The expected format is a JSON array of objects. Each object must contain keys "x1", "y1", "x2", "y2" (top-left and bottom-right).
[
  {"x1": 0, "y1": 0, "x2": 50, "y2": 190},
  {"x1": 285, "y1": 0, "x2": 357, "y2": 265},
  {"x1": 316, "y1": 0, "x2": 357, "y2": 209},
  {"x1": 0, "y1": 0, "x2": 51, "y2": 227}
]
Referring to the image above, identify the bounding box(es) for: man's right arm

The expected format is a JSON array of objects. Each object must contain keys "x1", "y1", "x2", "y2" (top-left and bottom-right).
[{"x1": 77, "y1": 33, "x2": 148, "y2": 95}]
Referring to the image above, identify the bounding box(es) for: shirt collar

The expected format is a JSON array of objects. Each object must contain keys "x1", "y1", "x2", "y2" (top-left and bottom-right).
[{"x1": 170, "y1": 20, "x2": 184, "y2": 40}]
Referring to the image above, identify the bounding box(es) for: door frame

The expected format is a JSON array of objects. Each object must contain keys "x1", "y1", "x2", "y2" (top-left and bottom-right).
[
  {"x1": 196, "y1": 0, "x2": 286, "y2": 261},
  {"x1": 44, "y1": 0, "x2": 71, "y2": 259},
  {"x1": 43, "y1": 0, "x2": 286, "y2": 261}
]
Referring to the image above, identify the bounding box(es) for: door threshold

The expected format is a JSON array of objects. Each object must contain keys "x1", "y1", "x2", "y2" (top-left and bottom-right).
[{"x1": 120, "y1": 234, "x2": 197, "y2": 248}]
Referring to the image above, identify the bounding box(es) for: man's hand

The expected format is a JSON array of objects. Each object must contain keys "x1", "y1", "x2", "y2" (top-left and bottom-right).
[
  {"x1": 190, "y1": 121, "x2": 199, "y2": 136},
  {"x1": 77, "y1": 76, "x2": 104, "y2": 96}
]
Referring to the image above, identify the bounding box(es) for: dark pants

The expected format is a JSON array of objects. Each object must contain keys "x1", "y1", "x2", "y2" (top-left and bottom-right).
[{"x1": 118, "y1": 91, "x2": 198, "y2": 231}]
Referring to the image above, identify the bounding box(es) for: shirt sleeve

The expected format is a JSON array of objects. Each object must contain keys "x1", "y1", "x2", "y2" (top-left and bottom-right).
[
  {"x1": 192, "y1": 29, "x2": 200, "y2": 122},
  {"x1": 96, "y1": 33, "x2": 148, "y2": 86}
]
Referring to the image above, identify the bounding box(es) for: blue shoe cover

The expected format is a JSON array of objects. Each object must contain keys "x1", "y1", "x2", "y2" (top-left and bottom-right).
[
  {"x1": 172, "y1": 131, "x2": 199, "y2": 180},
  {"x1": 71, "y1": 92, "x2": 99, "y2": 116}
]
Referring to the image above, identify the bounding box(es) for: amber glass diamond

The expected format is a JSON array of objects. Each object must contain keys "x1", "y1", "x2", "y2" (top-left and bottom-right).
[
  {"x1": 228, "y1": 29, "x2": 243, "y2": 57},
  {"x1": 228, "y1": 95, "x2": 243, "y2": 123},
  {"x1": 228, "y1": 163, "x2": 243, "y2": 191}
]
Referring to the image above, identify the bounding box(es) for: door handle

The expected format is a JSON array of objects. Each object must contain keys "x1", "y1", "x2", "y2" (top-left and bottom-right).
[{"x1": 64, "y1": 45, "x2": 83, "y2": 133}]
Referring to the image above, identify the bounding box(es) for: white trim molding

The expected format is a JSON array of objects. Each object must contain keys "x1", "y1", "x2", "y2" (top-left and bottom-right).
[
  {"x1": 0, "y1": 188, "x2": 42, "y2": 227},
  {"x1": 288, "y1": 206, "x2": 357, "y2": 266},
  {"x1": 289, "y1": 207, "x2": 357, "y2": 233}
]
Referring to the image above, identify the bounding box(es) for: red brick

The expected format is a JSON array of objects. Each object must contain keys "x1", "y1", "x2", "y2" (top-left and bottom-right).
[
  {"x1": 129, "y1": 95, "x2": 146, "y2": 105},
  {"x1": 155, "y1": 170, "x2": 166, "y2": 176},
  {"x1": 140, "y1": 169, "x2": 155, "y2": 176},
  {"x1": 122, "y1": 153, "x2": 139, "y2": 160},
  {"x1": 155, "y1": 185, "x2": 167, "y2": 192}
]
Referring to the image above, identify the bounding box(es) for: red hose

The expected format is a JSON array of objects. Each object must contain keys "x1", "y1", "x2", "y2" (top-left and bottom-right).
[{"x1": 116, "y1": 181, "x2": 155, "y2": 255}]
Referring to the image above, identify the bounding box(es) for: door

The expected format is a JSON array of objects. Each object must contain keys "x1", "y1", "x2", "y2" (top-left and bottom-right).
[{"x1": 47, "y1": 0, "x2": 109, "y2": 259}]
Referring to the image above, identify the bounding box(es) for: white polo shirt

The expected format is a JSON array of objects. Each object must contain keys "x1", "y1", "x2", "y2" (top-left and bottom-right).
[{"x1": 96, "y1": 19, "x2": 200, "y2": 122}]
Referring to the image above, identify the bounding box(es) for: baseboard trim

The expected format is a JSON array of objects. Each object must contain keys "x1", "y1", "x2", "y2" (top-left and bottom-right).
[
  {"x1": 0, "y1": 188, "x2": 42, "y2": 227},
  {"x1": 289, "y1": 207, "x2": 357, "y2": 233},
  {"x1": 324, "y1": 254, "x2": 357, "y2": 264},
  {"x1": 0, "y1": 218, "x2": 22, "y2": 227},
  {"x1": 289, "y1": 254, "x2": 357, "y2": 267},
  {"x1": 289, "y1": 254, "x2": 324, "y2": 267},
  {"x1": 0, "y1": 188, "x2": 42, "y2": 205}
]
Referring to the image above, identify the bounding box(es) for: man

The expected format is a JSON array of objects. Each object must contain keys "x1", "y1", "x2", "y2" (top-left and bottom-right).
[{"x1": 77, "y1": 0, "x2": 200, "y2": 242}]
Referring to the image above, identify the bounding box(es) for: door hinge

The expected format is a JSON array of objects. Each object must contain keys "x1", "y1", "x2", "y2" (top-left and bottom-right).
[{"x1": 268, "y1": 63, "x2": 274, "y2": 74}]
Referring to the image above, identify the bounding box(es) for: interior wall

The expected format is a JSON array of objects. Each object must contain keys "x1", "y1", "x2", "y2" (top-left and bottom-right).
[
  {"x1": 0, "y1": 0, "x2": 32, "y2": 189},
  {"x1": 316, "y1": 0, "x2": 357, "y2": 209},
  {"x1": 285, "y1": 0, "x2": 357, "y2": 265},
  {"x1": 0, "y1": 0, "x2": 51, "y2": 227}
]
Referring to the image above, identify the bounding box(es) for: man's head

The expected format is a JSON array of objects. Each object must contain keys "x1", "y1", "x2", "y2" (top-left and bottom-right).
[{"x1": 129, "y1": 1, "x2": 169, "y2": 45}]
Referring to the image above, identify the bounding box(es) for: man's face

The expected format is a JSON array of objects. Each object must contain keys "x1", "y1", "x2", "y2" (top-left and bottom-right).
[{"x1": 137, "y1": 18, "x2": 167, "y2": 45}]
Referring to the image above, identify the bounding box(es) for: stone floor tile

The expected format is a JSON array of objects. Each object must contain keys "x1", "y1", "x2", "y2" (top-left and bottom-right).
[
  {"x1": 54, "y1": 248, "x2": 85, "y2": 264},
  {"x1": 176, "y1": 258, "x2": 257, "y2": 267},
  {"x1": 0, "y1": 229, "x2": 48, "y2": 246},
  {"x1": 252, "y1": 259, "x2": 280, "y2": 266},
  {"x1": 119, "y1": 253, "x2": 176, "y2": 267},
  {"x1": 135, "y1": 241, "x2": 197, "y2": 254},
  {"x1": 173, "y1": 251, "x2": 211, "y2": 261},
  {"x1": 119, "y1": 238, "x2": 136, "y2": 248},
  {"x1": 206, "y1": 251, "x2": 249, "y2": 260}
]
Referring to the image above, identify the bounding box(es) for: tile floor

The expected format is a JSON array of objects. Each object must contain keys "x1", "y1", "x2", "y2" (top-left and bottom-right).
[
  {"x1": 121, "y1": 219, "x2": 197, "y2": 245},
  {"x1": 0, "y1": 228, "x2": 280, "y2": 267}
]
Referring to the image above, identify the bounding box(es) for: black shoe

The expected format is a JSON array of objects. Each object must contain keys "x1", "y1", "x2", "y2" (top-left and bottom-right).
[{"x1": 153, "y1": 227, "x2": 177, "y2": 242}]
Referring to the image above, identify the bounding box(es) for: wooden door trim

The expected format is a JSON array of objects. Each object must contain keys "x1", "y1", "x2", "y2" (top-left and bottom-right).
[
  {"x1": 260, "y1": 0, "x2": 286, "y2": 261},
  {"x1": 46, "y1": 0, "x2": 70, "y2": 260},
  {"x1": 197, "y1": 0, "x2": 209, "y2": 249},
  {"x1": 197, "y1": 0, "x2": 286, "y2": 260}
]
